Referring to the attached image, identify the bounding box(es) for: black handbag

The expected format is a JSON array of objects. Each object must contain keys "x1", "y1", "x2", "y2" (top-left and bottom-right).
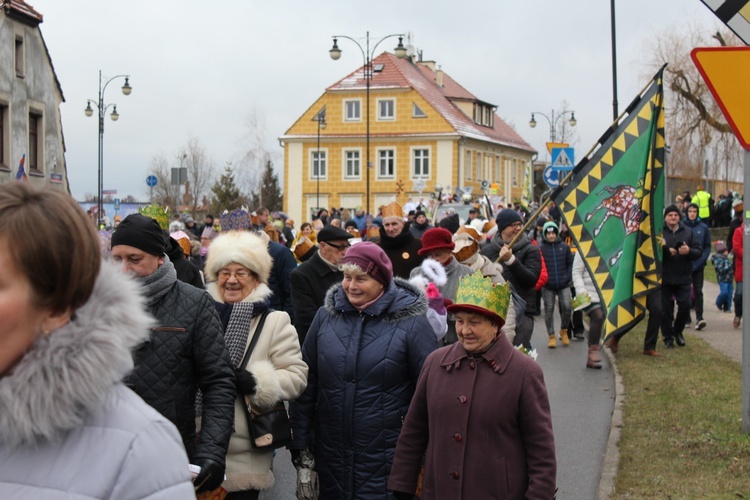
[{"x1": 238, "y1": 310, "x2": 293, "y2": 450}]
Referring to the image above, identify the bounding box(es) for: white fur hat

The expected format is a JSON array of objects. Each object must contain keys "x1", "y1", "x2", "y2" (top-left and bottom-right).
[{"x1": 204, "y1": 231, "x2": 273, "y2": 284}]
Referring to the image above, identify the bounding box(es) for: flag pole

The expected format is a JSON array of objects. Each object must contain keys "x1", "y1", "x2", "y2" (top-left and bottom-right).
[{"x1": 500, "y1": 64, "x2": 667, "y2": 252}]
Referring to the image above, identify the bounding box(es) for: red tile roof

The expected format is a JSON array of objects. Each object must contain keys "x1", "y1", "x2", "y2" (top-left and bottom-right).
[
  {"x1": 1, "y1": 0, "x2": 43, "y2": 25},
  {"x1": 327, "y1": 52, "x2": 535, "y2": 153}
]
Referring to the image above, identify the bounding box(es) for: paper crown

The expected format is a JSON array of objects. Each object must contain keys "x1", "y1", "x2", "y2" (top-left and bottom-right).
[
  {"x1": 365, "y1": 225, "x2": 381, "y2": 240},
  {"x1": 381, "y1": 202, "x2": 403, "y2": 219},
  {"x1": 449, "y1": 271, "x2": 511, "y2": 323},
  {"x1": 138, "y1": 204, "x2": 170, "y2": 230},
  {"x1": 220, "y1": 209, "x2": 253, "y2": 231}
]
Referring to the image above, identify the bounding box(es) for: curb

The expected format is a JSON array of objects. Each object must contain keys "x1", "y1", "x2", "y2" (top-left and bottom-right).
[{"x1": 598, "y1": 345, "x2": 624, "y2": 499}]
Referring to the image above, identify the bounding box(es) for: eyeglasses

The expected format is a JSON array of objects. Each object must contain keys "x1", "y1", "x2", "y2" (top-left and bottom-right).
[
  {"x1": 509, "y1": 222, "x2": 523, "y2": 229},
  {"x1": 218, "y1": 269, "x2": 252, "y2": 280},
  {"x1": 325, "y1": 242, "x2": 350, "y2": 251}
]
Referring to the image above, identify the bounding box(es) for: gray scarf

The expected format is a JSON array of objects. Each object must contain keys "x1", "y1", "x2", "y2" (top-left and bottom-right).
[
  {"x1": 225, "y1": 303, "x2": 255, "y2": 367},
  {"x1": 137, "y1": 255, "x2": 177, "y2": 306}
]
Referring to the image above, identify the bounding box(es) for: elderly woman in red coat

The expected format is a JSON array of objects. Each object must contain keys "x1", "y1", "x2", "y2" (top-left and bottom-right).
[{"x1": 388, "y1": 271, "x2": 557, "y2": 499}]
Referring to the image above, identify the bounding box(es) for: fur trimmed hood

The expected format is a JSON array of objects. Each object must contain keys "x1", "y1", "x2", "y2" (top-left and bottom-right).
[
  {"x1": 0, "y1": 262, "x2": 154, "y2": 449},
  {"x1": 204, "y1": 231, "x2": 273, "y2": 284},
  {"x1": 324, "y1": 276, "x2": 427, "y2": 321}
]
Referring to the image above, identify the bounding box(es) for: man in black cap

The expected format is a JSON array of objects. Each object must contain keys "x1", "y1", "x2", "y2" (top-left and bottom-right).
[
  {"x1": 290, "y1": 225, "x2": 352, "y2": 344},
  {"x1": 409, "y1": 210, "x2": 433, "y2": 239},
  {"x1": 111, "y1": 214, "x2": 235, "y2": 494},
  {"x1": 480, "y1": 208, "x2": 541, "y2": 349}
]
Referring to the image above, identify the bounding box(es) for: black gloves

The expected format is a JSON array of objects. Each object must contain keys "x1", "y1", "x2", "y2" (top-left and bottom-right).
[
  {"x1": 234, "y1": 368, "x2": 257, "y2": 395},
  {"x1": 392, "y1": 492, "x2": 414, "y2": 500},
  {"x1": 193, "y1": 458, "x2": 225, "y2": 493}
]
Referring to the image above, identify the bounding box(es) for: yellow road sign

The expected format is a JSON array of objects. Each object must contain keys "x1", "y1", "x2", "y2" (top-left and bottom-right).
[{"x1": 691, "y1": 46, "x2": 750, "y2": 150}]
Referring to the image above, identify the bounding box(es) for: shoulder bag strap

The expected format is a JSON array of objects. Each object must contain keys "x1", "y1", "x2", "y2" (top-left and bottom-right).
[{"x1": 238, "y1": 310, "x2": 271, "y2": 370}]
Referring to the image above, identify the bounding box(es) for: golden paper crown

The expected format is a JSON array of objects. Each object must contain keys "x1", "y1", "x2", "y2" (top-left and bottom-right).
[
  {"x1": 366, "y1": 225, "x2": 381, "y2": 239},
  {"x1": 139, "y1": 204, "x2": 169, "y2": 230},
  {"x1": 381, "y1": 202, "x2": 403, "y2": 219},
  {"x1": 451, "y1": 271, "x2": 511, "y2": 322}
]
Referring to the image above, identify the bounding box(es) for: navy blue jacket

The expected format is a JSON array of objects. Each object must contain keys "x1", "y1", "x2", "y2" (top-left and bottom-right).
[
  {"x1": 683, "y1": 217, "x2": 711, "y2": 271},
  {"x1": 267, "y1": 240, "x2": 296, "y2": 321},
  {"x1": 540, "y1": 237, "x2": 573, "y2": 290},
  {"x1": 289, "y1": 278, "x2": 437, "y2": 499}
]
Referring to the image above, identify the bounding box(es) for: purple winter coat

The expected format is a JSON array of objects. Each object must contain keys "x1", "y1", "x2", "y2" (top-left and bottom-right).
[{"x1": 388, "y1": 334, "x2": 557, "y2": 499}]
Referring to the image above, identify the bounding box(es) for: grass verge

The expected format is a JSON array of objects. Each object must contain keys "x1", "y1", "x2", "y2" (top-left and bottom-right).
[{"x1": 610, "y1": 326, "x2": 750, "y2": 498}]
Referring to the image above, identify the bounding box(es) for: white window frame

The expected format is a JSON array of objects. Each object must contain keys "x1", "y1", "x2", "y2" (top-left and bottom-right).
[
  {"x1": 310, "y1": 148, "x2": 328, "y2": 180},
  {"x1": 475, "y1": 152, "x2": 482, "y2": 182},
  {"x1": 344, "y1": 99, "x2": 362, "y2": 122},
  {"x1": 411, "y1": 147, "x2": 430, "y2": 180},
  {"x1": 377, "y1": 98, "x2": 395, "y2": 121},
  {"x1": 465, "y1": 151, "x2": 472, "y2": 181},
  {"x1": 343, "y1": 148, "x2": 362, "y2": 180},
  {"x1": 376, "y1": 148, "x2": 396, "y2": 179}
]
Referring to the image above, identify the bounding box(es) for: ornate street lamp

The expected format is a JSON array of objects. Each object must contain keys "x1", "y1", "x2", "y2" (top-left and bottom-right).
[
  {"x1": 85, "y1": 71, "x2": 132, "y2": 228},
  {"x1": 330, "y1": 32, "x2": 407, "y2": 215},
  {"x1": 529, "y1": 110, "x2": 576, "y2": 143}
]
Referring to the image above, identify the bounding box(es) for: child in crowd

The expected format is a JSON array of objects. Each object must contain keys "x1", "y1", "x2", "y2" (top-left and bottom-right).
[
  {"x1": 711, "y1": 240, "x2": 734, "y2": 312},
  {"x1": 539, "y1": 221, "x2": 574, "y2": 348}
]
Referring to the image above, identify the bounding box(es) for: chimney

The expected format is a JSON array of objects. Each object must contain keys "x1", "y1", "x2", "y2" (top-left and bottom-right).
[{"x1": 436, "y1": 65, "x2": 444, "y2": 88}]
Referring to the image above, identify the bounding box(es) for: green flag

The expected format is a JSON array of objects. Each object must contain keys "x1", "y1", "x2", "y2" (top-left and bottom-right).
[{"x1": 551, "y1": 66, "x2": 666, "y2": 341}]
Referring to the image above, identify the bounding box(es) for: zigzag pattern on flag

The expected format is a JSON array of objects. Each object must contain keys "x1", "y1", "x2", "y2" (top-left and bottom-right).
[{"x1": 552, "y1": 66, "x2": 665, "y2": 340}]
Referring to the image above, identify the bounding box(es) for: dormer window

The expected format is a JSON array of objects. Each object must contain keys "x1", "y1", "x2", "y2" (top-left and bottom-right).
[{"x1": 472, "y1": 102, "x2": 494, "y2": 128}]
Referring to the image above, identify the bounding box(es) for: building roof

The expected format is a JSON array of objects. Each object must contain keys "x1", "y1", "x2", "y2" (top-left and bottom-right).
[
  {"x1": 325, "y1": 52, "x2": 535, "y2": 153},
  {"x1": 1, "y1": 0, "x2": 43, "y2": 25}
]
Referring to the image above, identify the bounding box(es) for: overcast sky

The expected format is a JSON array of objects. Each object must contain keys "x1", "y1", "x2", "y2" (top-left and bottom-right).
[{"x1": 31, "y1": 0, "x2": 721, "y2": 201}]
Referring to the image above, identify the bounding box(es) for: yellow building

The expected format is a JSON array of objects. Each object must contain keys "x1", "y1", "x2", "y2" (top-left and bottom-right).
[{"x1": 280, "y1": 51, "x2": 535, "y2": 223}]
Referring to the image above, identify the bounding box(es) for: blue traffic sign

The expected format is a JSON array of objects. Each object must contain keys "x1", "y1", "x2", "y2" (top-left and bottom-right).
[
  {"x1": 146, "y1": 175, "x2": 158, "y2": 187},
  {"x1": 543, "y1": 165, "x2": 560, "y2": 188},
  {"x1": 550, "y1": 147, "x2": 575, "y2": 170}
]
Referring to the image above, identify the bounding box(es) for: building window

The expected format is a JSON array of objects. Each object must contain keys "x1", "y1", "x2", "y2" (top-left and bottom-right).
[
  {"x1": 377, "y1": 99, "x2": 395, "y2": 120},
  {"x1": 511, "y1": 159, "x2": 518, "y2": 187},
  {"x1": 344, "y1": 100, "x2": 361, "y2": 121},
  {"x1": 15, "y1": 36, "x2": 25, "y2": 78},
  {"x1": 311, "y1": 150, "x2": 327, "y2": 179},
  {"x1": 29, "y1": 113, "x2": 44, "y2": 173},
  {"x1": 344, "y1": 149, "x2": 361, "y2": 179},
  {"x1": 0, "y1": 104, "x2": 7, "y2": 169},
  {"x1": 412, "y1": 148, "x2": 429, "y2": 179},
  {"x1": 494, "y1": 155, "x2": 501, "y2": 182},
  {"x1": 475, "y1": 152, "x2": 482, "y2": 181},
  {"x1": 377, "y1": 149, "x2": 395, "y2": 179},
  {"x1": 413, "y1": 102, "x2": 427, "y2": 118},
  {"x1": 465, "y1": 151, "x2": 472, "y2": 180}
]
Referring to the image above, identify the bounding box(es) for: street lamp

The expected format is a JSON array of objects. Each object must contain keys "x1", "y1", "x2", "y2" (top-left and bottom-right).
[
  {"x1": 314, "y1": 111, "x2": 327, "y2": 211},
  {"x1": 330, "y1": 31, "x2": 407, "y2": 215},
  {"x1": 85, "y1": 70, "x2": 132, "y2": 228},
  {"x1": 529, "y1": 110, "x2": 576, "y2": 143}
]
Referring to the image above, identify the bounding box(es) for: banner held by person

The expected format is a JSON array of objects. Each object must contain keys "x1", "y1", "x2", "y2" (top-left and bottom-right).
[{"x1": 550, "y1": 65, "x2": 666, "y2": 342}]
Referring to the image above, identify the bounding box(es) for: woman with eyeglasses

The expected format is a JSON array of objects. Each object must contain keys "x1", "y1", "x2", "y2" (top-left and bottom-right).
[{"x1": 204, "y1": 231, "x2": 308, "y2": 499}]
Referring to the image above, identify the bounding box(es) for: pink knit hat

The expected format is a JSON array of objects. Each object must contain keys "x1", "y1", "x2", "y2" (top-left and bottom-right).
[{"x1": 342, "y1": 242, "x2": 393, "y2": 285}]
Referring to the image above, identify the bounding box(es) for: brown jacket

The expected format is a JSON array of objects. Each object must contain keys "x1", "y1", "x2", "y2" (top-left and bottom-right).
[{"x1": 389, "y1": 335, "x2": 556, "y2": 499}]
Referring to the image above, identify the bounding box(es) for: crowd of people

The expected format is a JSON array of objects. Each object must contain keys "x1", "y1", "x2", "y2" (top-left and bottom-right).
[{"x1": 1, "y1": 180, "x2": 742, "y2": 499}]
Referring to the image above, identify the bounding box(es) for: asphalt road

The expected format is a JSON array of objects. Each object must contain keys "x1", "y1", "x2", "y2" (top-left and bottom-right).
[{"x1": 261, "y1": 313, "x2": 616, "y2": 499}]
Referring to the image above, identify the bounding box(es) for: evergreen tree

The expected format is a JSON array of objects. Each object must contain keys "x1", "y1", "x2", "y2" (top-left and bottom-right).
[
  {"x1": 210, "y1": 166, "x2": 246, "y2": 214},
  {"x1": 249, "y1": 160, "x2": 283, "y2": 211}
]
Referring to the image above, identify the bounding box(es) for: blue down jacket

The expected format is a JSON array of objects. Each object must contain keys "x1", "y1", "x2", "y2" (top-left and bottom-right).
[{"x1": 289, "y1": 277, "x2": 438, "y2": 499}]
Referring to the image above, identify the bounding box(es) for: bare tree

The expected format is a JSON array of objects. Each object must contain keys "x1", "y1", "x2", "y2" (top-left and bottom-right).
[
  {"x1": 644, "y1": 23, "x2": 743, "y2": 183},
  {"x1": 234, "y1": 108, "x2": 283, "y2": 209},
  {"x1": 148, "y1": 137, "x2": 217, "y2": 216},
  {"x1": 179, "y1": 136, "x2": 216, "y2": 218}
]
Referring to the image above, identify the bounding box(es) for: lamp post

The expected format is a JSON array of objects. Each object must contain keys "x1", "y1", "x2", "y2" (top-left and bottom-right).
[
  {"x1": 85, "y1": 70, "x2": 132, "y2": 228},
  {"x1": 329, "y1": 32, "x2": 407, "y2": 215},
  {"x1": 314, "y1": 112, "x2": 327, "y2": 211},
  {"x1": 528, "y1": 109, "x2": 577, "y2": 143}
]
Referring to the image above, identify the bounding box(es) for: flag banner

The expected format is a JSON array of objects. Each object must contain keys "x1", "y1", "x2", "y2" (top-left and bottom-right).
[
  {"x1": 15, "y1": 154, "x2": 27, "y2": 182},
  {"x1": 550, "y1": 66, "x2": 666, "y2": 341}
]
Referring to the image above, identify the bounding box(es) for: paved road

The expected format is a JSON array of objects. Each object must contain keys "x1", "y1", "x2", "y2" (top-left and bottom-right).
[{"x1": 261, "y1": 313, "x2": 616, "y2": 499}]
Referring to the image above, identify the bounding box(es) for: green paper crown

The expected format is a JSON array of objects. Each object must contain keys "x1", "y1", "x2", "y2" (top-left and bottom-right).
[
  {"x1": 139, "y1": 203, "x2": 170, "y2": 230},
  {"x1": 454, "y1": 271, "x2": 511, "y2": 321}
]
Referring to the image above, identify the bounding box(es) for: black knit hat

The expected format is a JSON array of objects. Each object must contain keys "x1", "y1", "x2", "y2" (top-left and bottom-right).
[
  {"x1": 415, "y1": 210, "x2": 426, "y2": 219},
  {"x1": 495, "y1": 208, "x2": 523, "y2": 232},
  {"x1": 664, "y1": 204, "x2": 681, "y2": 217},
  {"x1": 112, "y1": 213, "x2": 167, "y2": 256},
  {"x1": 344, "y1": 219, "x2": 359, "y2": 230}
]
